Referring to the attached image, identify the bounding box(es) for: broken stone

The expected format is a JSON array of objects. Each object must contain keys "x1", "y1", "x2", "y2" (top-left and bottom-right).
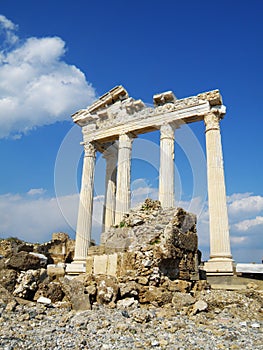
[
  {"x1": 60, "y1": 277, "x2": 91, "y2": 311},
  {"x1": 117, "y1": 297, "x2": 138, "y2": 309},
  {"x1": 37, "y1": 296, "x2": 51, "y2": 305}
]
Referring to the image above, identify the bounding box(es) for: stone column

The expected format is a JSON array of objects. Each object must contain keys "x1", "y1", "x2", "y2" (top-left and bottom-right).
[
  {"x1": 203, "y1": 111, "x2": 234, "y2": 275},
  {"x1": 114, "y1": 133, "x2": 133, "y2": 225},
  {"x1": 73, "y1": 141, "x2": 96, "y2": 264},
  {"x1": 159, "y1": 123, "x2": 175, "y2": 208},
  {"x1": 102, "y1": 143, "x2": 118, "y2": 231}
]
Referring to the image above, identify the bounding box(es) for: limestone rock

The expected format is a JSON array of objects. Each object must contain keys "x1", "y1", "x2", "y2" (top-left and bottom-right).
[
  {"x1": 13, "y1": 269, "x2": 47, "y2": 300},
  {"x1": 117, "y1": 297, "x2": 139, "y2": 309},
  {"x1": 0, "y1": 285, "x2": 16, "y2": 305},
  {"x1": 0, "y1": 269, "x2": 17, "y2": 292},
  {"x1": 96, "y1": 275, "x2": 119, "y2": 305},
  {"x1": 60, "y1": 277, "x2": 91, "y2": 311},
  {"x1": 34, "y1": 281, "x2": 64, "y2": 303},
  {"x1": 171, "y1": 292, "x2": 196, "y2": 309},
  {"x1": 37, "y1": 296, "x2": 52, "y2": 305},
  {"x1": 130, "y1": 309, "x2": 153, "y2": 323},
  {"x1": 5, "y1": 251, "x2": 46, "y2": 271},
  {"x1": 190, "y1": 299, "x2": 208, "y2": 315}
]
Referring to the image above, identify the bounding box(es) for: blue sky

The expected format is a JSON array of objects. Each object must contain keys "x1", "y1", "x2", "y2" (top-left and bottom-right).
[{"x1": 0, "y1": 0, "x2": 262, "y2": 263}]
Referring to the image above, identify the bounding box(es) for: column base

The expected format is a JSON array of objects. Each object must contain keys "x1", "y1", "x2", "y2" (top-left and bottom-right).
[
  {"x1": 203, "y1": 257, "x2": 234, "y2": 276},
  {"x1": 65, "y1": 261, "x2": 86, "y2": 275}
]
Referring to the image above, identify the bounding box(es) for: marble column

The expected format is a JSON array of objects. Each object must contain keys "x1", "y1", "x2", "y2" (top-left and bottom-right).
[
  {"x1": 204, "y1": 111, "x2": 234, "y2": 275},
  {"x1": 73, "y1": 141, "x2": 96, "y2": 263},
  {"x1": 159, "y1": 123, "x2": 175, "y2": 208},
  {"x1": 102, "y1": 143, "x2": 118, "y2": 231},
  {"x1": 114, "y1": 133, "x2": 133, "y2": 225}
]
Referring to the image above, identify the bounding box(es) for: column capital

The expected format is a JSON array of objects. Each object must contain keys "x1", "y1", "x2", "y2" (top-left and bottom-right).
[
  {"x1": 118, "y1": 132, "x2": 133, "y2": 149},
  {"x1": 160, "y1": 122, "x2": 176, "y2": 140},
  {"x1": 204, "y1": 105, "x2": 226, "y2": 132},
  {"x1": 83, "y1": 142, "x2": 96, "y2": 158}
]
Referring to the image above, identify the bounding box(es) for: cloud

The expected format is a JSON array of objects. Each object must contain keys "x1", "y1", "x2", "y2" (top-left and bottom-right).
[
  {"x1": 0, "y1": 192, "x2": 79, "y2": 242},
  {"x1": 228, "y1": 193, "x2": 263, "y2": 219},
  {"x1": 233, "y1": 216, "x2": 263, "y2": 232},
  {"x1": 0, "y1": 15, "x2": 96, "y2": 139},
  {"x1": 27, "y1": 188, "x2": 46, "y2": 196}
]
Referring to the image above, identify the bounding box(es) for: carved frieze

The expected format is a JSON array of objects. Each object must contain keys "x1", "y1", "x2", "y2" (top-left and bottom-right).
[{"x1": 198, "y1": 90, "x2": 222, "y2": 106}]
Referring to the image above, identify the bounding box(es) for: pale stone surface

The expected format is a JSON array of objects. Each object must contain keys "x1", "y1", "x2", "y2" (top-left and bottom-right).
[
  {"x1": 159, "y1": 123, "x2": 175, "y2": 208},
  {"x1": 107, "y1": 253, "x2": 118, "y2": 277},
  {"x1": 204, "y1": 110, "x2": 234, "y2": 275},
  {"x1": 65, "y1": 262, "x2": 86, "y2": 274},
  {"x1": 47, "y1": 264, "x2": 65, "y2": 278},
  {"x1": 73, "y1": 142, "x2": 96, "y2": 263},
  {"x1": 103, "y1": 143, "x2": 118, "y2": 231},
  {"x1": 94, "y1": 255, "x2": 108, "y2": 275},
  {"x1": 114, "y1": 133, "x2": 133, "y2": 224}
]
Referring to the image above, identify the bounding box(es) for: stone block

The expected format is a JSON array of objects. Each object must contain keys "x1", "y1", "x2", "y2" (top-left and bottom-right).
[
  {"x1": 107, "y1": 253, "x2": 118, "y2": 277},
  {"x1": 65, "y1": 262, "x2": 86, "y2": 275},
  {"x1": 94, "y1": 255, "x2": 107, "y2": 275},
  {"x1": 47, "y1": 264, "x2": 65, "y2": 278}
]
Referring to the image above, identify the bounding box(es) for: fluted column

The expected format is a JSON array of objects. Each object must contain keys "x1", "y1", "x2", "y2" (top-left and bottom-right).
[
  {"x1": 102, "y1": 143, "x2": 118, "y2": 231},
  {"x1": 73, "y1": 142, "x2": 96, "y2": 263},
  {"x1": 159, "y1": 123, "x2": 175, "y2": 208},
  {"x1": 204, "y1": 110, "x2": 233, "y2": 275},
  {"x1": 114, "y1": 133, "x2": 133, "y2": 225}
]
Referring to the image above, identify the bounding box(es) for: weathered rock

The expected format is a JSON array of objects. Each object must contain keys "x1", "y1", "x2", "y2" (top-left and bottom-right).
[
  {"x1": 119, "y1": 281, "x2": 139, "y2": 298},
  {"x1": 13, "y1": 269, "x2": 47, "y2": 300},
  {"x1": 0, "y1": 269, "x2": 17, "y2": 292},
  {"x1": 37, "y1": 296, "x2": 52, "y2": 305},
  {"x1": 100, "y1": 202, "x2": 198, "y2": 282},
  {"x1": 190, "y1": 299, "x2": 208, "y2": 315},
  {"x1": 130, "y1": 309, "x2": 154, "y2": 323},
  {"x1": 0, "y1": 285, "x2": 15, "y2": 305},
  {"x1": 117, "y1": 297, "x2": 139, "y2": 309},
  {"x1": 34, "y1": 281, "x2": 64, "y2": 303},
  {"x1": 171, "y1": 292, "x2": 196, "y2": 308},
  {"x1": 5, "y1": 251, "x2": 46, "y2": 271},
  {"x1": 141, "y1": 286, "x2": 173, "y2": 306},
  {"x1": 96, "y1": 275, "x2": 119, "y2": 305},
  {"x1": 60, "y1": 277, "x2": 91, "y2": 311}
]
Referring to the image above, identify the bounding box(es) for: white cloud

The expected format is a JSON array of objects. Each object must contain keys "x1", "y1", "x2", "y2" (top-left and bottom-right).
[
  {"x1": 228, "y1": 193, "x2": 263, "y2": 219},
  {"x1": 233, "y1": 216, "x2": 263, "y2": 232},
  {"x1": 0, "y1": 15, "x2": 18, "y2": 46},
  {"x1": 0, "y1": 15, "x2": 96, "y2": 139},
  {"x1": 27, "y1": 188, "x2": 46, "y2": 196},
  {"x1": 0, "y1": 192, "x2": 79, "y2": 242}
]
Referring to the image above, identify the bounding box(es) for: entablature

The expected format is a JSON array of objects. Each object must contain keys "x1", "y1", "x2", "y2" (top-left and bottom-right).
[{"x1": 71, "y1": 86, "x2": 225, "y2": 143}]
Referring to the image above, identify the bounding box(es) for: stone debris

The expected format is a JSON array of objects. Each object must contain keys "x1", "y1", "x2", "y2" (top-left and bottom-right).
[{"x1": 0, "y1": 290, "x2": 262, "y2": 349}]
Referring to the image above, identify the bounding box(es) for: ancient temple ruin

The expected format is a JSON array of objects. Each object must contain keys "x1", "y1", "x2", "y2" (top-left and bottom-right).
[{"x1": 67, "y1": 86, "x2": 234, "y2": 276}]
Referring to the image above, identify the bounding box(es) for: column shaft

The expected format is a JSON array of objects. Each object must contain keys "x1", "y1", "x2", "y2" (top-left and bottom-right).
[
  {"x1": 73, "y1": 142, "x2": 96, "y2": 263},
  {"x1": 115, "y1": 133, "x2": 133, "y2": 224},
  {"x1": 102, "y1": 143, "x2": 118, "y2": 231},
  {"x1": 204, "y1": 112, "x2": 233, "y2": 275},
  {"x1": 159, "y1": 123, "x2": 175, "y2": 208}
]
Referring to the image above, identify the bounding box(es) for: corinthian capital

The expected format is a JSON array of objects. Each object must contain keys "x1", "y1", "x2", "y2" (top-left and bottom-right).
[
  {"x1": 160, "y1": 123, "x2": 176, "y2": 139},
  {"x1": 83, "y1": 142, "x2": 96, "y2": 157}
]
